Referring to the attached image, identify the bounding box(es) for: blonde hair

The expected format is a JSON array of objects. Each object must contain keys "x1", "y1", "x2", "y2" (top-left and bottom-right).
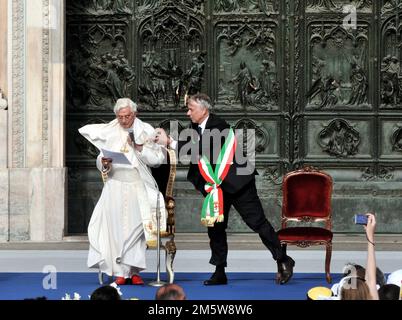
[
  {"x1": 339, "y1": 277, "x2": 372, "y2": 300},
  {"x1": 113, "y1": 98, "x2": 137, "y2": 114}
]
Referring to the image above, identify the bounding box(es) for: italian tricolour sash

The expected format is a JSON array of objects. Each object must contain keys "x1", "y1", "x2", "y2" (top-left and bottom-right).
[{"x1": 197, "y1": 128, "x2": 237, "y2": 227}]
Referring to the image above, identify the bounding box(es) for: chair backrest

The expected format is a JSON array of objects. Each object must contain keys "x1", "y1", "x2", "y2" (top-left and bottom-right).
[
  {"x1": 282, "y1": 167, "x2": 333, "y2": 228},
  {"x1": 151, "y1": 148, "x2": 176, "y2": 236}
]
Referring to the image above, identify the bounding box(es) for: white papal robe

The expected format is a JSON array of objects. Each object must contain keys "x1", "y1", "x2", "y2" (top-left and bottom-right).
[{"x1": 79, "y1": 117, "x2": 167, "y2": 277}]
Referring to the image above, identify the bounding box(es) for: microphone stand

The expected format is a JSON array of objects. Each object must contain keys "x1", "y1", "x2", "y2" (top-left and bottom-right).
[
  {"x1": 148, "y1": 190, "x2": 166, "y2": 287},
  {"x1": 134, "y1": 142, "x2": 166, "y2": 287}
]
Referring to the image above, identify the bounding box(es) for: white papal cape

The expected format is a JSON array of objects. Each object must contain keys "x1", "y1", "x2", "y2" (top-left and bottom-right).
[{"x1": 79, "y1": 118, "x2": 167, "y2": 277}]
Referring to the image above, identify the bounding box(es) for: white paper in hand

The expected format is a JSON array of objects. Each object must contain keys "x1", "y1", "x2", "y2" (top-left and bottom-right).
[{"x1": 101, "y1": 148, "x2": 132, "y2": 165}]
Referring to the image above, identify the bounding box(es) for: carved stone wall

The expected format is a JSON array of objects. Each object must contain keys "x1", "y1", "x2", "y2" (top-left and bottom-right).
[
  {"x1": 66, "y1": 0, "x2": 402, "y2": 234},
  {"x1": 0, "y1": 0, "x2": 66, "y2": 242},
  {"x1": 11, "y1": 0, "x2": 25, "y2": 168}
]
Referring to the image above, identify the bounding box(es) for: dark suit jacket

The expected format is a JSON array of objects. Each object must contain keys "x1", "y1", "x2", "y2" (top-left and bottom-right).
[{"x1": 179, "y1": 113, "x2": 256, "y2": 195}]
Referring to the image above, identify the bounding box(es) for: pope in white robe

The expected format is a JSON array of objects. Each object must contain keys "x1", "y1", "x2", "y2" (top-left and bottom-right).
[{"x1": 78, "y1": 98, "x2": 166, "y2": 284}]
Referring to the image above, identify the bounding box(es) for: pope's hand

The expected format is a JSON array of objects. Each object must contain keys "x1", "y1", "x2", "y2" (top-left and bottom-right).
[
  {"x1": 101, "y1": 157, "x2": 113, "y2": 172},
  {"x1": 144, "y1": 220, "x2": 153, "y2": 233}
]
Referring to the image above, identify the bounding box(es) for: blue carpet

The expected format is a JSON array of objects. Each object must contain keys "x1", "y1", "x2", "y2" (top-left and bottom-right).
[{"x1": 0, "y1": 272, "x2": 343, "y2": 300}]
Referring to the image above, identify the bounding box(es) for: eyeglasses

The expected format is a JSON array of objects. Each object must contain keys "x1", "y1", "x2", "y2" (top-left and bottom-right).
[{"x1": 117, "y1": 114, "x2": 134, "y2": 121}]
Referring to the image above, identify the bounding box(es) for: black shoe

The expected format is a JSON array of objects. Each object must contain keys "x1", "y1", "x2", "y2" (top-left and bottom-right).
[
  {"x1": 276, "y1": 256, "x2": 295, "y2": 285},
  {"x1": 203, "y1": 272, "x2": 228, "y2": 286}
]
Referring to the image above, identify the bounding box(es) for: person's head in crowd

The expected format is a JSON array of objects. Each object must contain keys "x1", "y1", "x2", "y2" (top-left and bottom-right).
[
  {"x1": 339, "y1": 276, "x2": 372, "y2": 300},
  {"x1": 24, "y1": 296, "x2": 47, "y2": 300},
  {"x1": 90, "y1": 285, "x2": 121, "y2": 300},
  {"x1": 343, "y1": 263, "x2": 365, "y2": 279},
  {"x1": 378, "y1": 284, "x2": 400, "y2": 300},
  {"x1": 376, "y1": 267, "x2": 386, "y2": 287},
  {"x1": 155, "y1": 284, "x2": 186, "y2": 300},
  {"x1": 386, "y1": 269, "x2": 402, "y2": 287},
  {"x1": 343, "y1": 263, "x2": 386, "y2": 287}
]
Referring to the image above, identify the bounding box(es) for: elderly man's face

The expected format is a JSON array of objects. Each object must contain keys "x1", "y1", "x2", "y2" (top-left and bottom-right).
[
  {"x1": 186, "y1": 99, "x2": 208, "y2": 124},
  {"x1": 117, "y1": 107, "x2": 135, "y2": 128}
]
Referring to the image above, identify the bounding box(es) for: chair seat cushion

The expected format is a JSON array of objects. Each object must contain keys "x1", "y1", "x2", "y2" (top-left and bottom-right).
[{"x1": 278, "y1": 227, "x2": 333, "y2": 242}]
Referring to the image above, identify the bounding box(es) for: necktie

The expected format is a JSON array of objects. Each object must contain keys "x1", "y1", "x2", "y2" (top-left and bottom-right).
[{"x1": 197, "y1": 126, "x2": 202, "y2": 136}]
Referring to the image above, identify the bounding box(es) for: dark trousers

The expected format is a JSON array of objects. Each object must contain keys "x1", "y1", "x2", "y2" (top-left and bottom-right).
[{"x1": 207, "y1": 180, "x2": 285, "y2": 267}]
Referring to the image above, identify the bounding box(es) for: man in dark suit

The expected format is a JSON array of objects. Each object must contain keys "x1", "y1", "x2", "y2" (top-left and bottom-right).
[{"x1": 155, "y1": 93, "x2": 294, "y2": 285}]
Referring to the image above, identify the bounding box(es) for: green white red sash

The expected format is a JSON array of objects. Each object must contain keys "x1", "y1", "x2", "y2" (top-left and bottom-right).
[{"x1": 198, "y1": 128, "x2": 237, "y2": 227}]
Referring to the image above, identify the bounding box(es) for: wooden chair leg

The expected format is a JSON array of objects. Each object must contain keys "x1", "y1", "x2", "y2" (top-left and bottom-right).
[{"x1": 325, "y1": 242, "x2": 332, "y2": 284}]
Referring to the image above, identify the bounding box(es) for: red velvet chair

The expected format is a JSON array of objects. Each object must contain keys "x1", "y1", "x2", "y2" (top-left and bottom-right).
[{"x1": 277, "y1": 167, "x2": 333, "y2": 283}]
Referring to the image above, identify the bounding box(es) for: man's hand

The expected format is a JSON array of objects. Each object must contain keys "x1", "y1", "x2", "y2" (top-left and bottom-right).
[
  {"x1": 101, "y1": 157, "x2": 113, "y2": 173},
  {"x1": 154, "y1": 128, "x2": 170, "y2": 146}
]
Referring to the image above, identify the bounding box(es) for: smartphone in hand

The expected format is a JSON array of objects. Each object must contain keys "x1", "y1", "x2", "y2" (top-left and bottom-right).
[{"x1": 354, "y1": 214, "x2": 368, "y2": 225}]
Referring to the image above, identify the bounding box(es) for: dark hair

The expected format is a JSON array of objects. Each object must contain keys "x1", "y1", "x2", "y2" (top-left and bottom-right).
[
  {"x1": 343, "y1": 263, "x2": 386, "y2": 287},
  {"x1": 343, "y1": 263, "x2": 366, "y2": 279},
  {"x1": 24, "y1": 296, "x2": 47, "y2": 300},
  {"x1": 376, "y1": 268, "x2": 386, "y2": 287},
  {"x1": 378, "y1": 284, "x2": 400, "y2": 300},
  {"x1": 90, "y1": 285, "x2": 121, "y2": 300},
  {"x1": 155, "y1": 284, "x2": 186, "y2": 300}
]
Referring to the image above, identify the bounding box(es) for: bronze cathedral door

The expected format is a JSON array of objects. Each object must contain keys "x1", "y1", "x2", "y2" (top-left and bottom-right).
[{"x1": 66, "y1": 1, "x2": 402, "y2": 234}]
